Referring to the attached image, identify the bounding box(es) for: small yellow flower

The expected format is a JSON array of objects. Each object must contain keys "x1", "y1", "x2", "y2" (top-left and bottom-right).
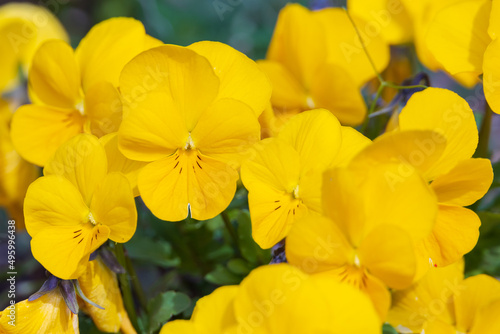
[
  {"x1": 25, "y1": 134, "x2": 137, "y2": 279},
  {"x1": 118, "y1": 42, "x2": 271, "y2": 221},
  {"x1": 259, "y1": 3, "x2": 390, "y2": 126},
  {"x1": 389, "y1": 260, "x2": 500, "y2": 334},
  {"x1": 241, "y1": 109, "x2": 370, "y2": 249},
  {"x1": 11, "y1": 17, "x2": 162, "y2": 166}
]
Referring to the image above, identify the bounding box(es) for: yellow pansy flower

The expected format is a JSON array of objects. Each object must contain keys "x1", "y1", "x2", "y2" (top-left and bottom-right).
[
  {"x1": 258, "y1": 3, "x2": 390, "y2": 126},
  {"x1": 118, "y1": 42, "x2": 271, "y2": 222},
  {"x1": 78, "y1": 258, "x2": 136, "y2": 334},
  {"x1": 0, "y1": 99, "x2": 38, "y2": 230},
  {"x1": 241, "y1": 109, "x2": 370, "y2": 249},
  {"x1": 389, "y1": 260, "x2": 500, "y2": 334},
  {"x1": 10, "y1": 17, "x2": 162, "y2": 167},
  {"x1": 24, "y1": 134, "x2": 137, "y2": 279},
  {"x1": 362, "y1": 88, "x2": 492, "y2": 277},
  {"x1": 0, "y1": 288, "x2": 78, "y2": 334},
  {"x1": 0, "y1": 2, "x2": 68, "y2": 92},
  {"x1": 162, "y1": 264, "x2": 380, "y2": 334}
]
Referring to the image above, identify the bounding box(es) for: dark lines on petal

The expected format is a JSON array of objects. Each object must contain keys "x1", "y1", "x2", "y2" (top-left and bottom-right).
[
  {"x1": 196, "y1": 161, "x2": 202, "y2": 169},
  {"x1": 175, "y1": 155, "x2": 179, "y2": 161},
  {"x1": 73, "y1": 233, "x2": 82, "y2": 239},
  {"x1": 77, "y1": 238, "x2": 84, "y2": 244},
  {"x1": 179, "y1": 167, "x2": 183, "y2": 174},
  {"x1": 275, "y1": 206, "x2": 281, "y2": 211},
  {"x1": 73, "y1": 229, "x2": 82, "y2": 233},
  {"x1": 197, "y1": 155, "x2": 202, "y2": 161},
  {"x1": 174, "y1": 161, "x2": 179, "y2": 169}
]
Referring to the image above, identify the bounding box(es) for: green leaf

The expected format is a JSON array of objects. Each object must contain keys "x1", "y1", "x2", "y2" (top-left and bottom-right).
[
  {"x1": 205, "y1": 264, "x2": 242, "y2": 285},
  {"x1": 227, "y1": 258, "x2": 252, "y2": 275},
  {"x1": 126, "y1": 235, "x2": 180, "y2": 268},
  {"x1": 148, "y1": 291, "x2": 191, "y2": 333},
  {"x1": 237, "y1": 210, "x2": 271, "y2": 265},
  {"x1": 382, "y1": 323, "x2": 398, "y2": 334}
]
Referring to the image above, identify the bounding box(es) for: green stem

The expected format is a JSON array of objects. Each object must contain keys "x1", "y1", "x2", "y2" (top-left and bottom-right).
[
  {"x1": 115, "y1": 243, "x2": 140, "y2": 332},
  {"x1": 125, "y1": 254, "x2": 148, "y2": 311},
  {"x1": 475, "y1": 102, "x2": 493, "y2": 158},
  {"x1": 361, "y1": 83, "x2": 385, "y2": 135},
  {"x1": 221, "y1": 211, "x2": 239, "y2": 250}
]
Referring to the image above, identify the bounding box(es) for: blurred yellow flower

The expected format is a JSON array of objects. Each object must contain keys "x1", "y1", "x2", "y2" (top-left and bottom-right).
[
  {"x1": 161, "y1": 264, "x2": 380, "y2": 334},
  {"x1": 241, "y1": 109, "x2": 370, "y2": 249},
  {"x1": 25, "y1": 134, "x2": 137, "y2": 279},
  {"x1": 118, "y1": 42, "x2": 271, "y2": 221},
  {"x1": 10, "y1": 17, "x2": 162, "y2": 166},
  {"x1": 287, "y1": 140, "x2": 440, "y2": 319},
  {"x1": 258, "y1": 3, "x2": 390, "y2": 126},
  {"x1": 389, "y1": 260, "x2": 500, "y2": 334},
  {"x1": 0, "y1": 2, "x2": 68, "y2": 93}
]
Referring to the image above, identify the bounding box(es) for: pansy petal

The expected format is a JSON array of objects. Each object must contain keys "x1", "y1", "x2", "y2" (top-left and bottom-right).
[
  {"x1": 160, "y1": 321, "x2": 199, "y2": 334},
  {"x1": 11, "y1": 104, "x2": 85, "y2": 166},
  {"x1": 431, "y1": 158, "x2": 493, "y2": 206},
  {"x1": 257, "y1": 60, "x2": 307, "y2": 111},
  {"x1": 426, "y1": 0, "x2": 491, "y2": 79},
  {"x1": 362, "y1": 273, "x2": 392, "y2": 321},
  {"x1": 76, "y1": 17, "x2": 151, "y2": 89},
  {"x1": 119, "y1": 45, "x2": 219, "y2": 131},
  {"x1": 0, "y1": 289, "x2": 78, "y2": 334},
  {"x1": 483, "y1": 38, "x2": 500, "y2": 114},
  {"x1": 191, "y1": 98, "x2": 260, "y2": 165},
  {"x1": 44, "y1": 134, "x2": 108, "y2": 206},
  {"x1": 470, "y1": 299, "x2": 500, "y2": 334},
  {"x1": 359, "y1": 225, "x2": 415, "y2": 290},
  {"x1": 310, "y1": 64, "x2": 366, "y2": 125},
  {"x1": 0, "y1": 19, "x2": 25, "y2": 92},
  {"x1": 329, "y1": 126, "x2": 371, "y2": 168},
  {"x1": 399, "y1": 88, "x2": 477, "y2": 179},
  {"x1": 189, "y1": 41, "x2": 272, "y2": 116},
  {"x1": 425, "y1": 320, "x2": 457, "y2": 334},
  {"x1": 278, "y1": 109, "x2": 342, "y2": 173},
  {"x1": 90, "y1": 173, "x2": 137, "y2": 243},
  {"x1": 191, "y1": 285, "x2": 238, "y2": 331},
  {"x1": 314, "y1": 8, "x2": 390, "y2": 86},
  {"x1": 84, "y1": 81, "x2": 123, "y2": 137},
  {"x1": 29, "y1": 39, "x2": 82, "y2": 109}
]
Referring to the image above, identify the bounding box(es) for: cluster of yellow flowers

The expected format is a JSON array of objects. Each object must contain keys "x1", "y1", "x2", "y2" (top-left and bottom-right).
[{"x1": 0, "y1": 1, "x2": 499, "y2": 333}]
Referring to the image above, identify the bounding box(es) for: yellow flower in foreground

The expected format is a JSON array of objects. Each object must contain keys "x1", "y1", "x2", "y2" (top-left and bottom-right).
[
  {"x1": 258, "y1": 3, "x2": 390, "y2": 126},
  {"x1": 389, "y1": 260, "x2": 500, "y2": 334},
  {"x1": 286, "y1": 143, "x2": 440, "y2": 319},
  {"x1": 25, "y1": 134, "x2": 137, "y2": 279},
  {"x1": 11, "y1": 17, "x2": 161, "y2": 166},
  {"x1": 360, "y1": 88, "x2": 492, "y2": 278},
  {"x1": 78, "y1": 258, "x2": 136, "y2": 334},
  {"x1": 0, "y1": 289, "x2": 78, "y2": 334},
  {"x1": 118, "y1": 42, "x2": 271, "y2": 221},
  {"x1": 241, "y1": 109, "x2": 370, "y2": 249},
  {"x1": 0, "y1": 2, "x2": 68, "y2": 92},
  {"x1": 161, "y1": 264, "x2": 380, "y2": 334},
  {"x1": 0, "y1": 99, "x2": 38, "y2": 229}
]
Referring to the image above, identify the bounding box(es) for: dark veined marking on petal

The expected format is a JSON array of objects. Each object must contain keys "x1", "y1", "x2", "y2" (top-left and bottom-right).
[
  {"x1": 179, "y1": 167, "x2": 183, "y2": 174},
  {"x1": 274, "y1": 200, "x2": 280, "y2": 203},
  {"x1": 73, "y1": 229, "x2": 82, "y2": 233},
  {"x1": 275, "y1": 206, "x2": 281, "y2": 211},
  {"x1": 196, "y1": 161, "x2": 202, "y2": 169},
  {"x1": 293, "y1": 208, "x2": 295, "y2": 215},
  {"x1": 174, "y1": 161, "x2": 179, "y2": 169},
  {"x1": 197, "y1": 155, "x2": 202, "y2": 161},
  {"x1": 73, "y1": 233, "x2": 82, "y2": 239},
  {"x1": 192, "y1": 166, "x2": 196, "y2": 172},
  {"x1": 78, "y1": 238, "x2": 84, "y2": 244},
  {"x1": 175, "y1": 155, "x2": 179, "y2": 161}
]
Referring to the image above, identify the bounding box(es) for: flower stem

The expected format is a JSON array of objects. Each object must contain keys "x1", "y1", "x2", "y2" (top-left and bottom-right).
[
  {"x1": 115, "y1": 243, "x2": 140, "y2": 331},
  {"x1": 221, "y1": 211, "x2": 239, "y2": 250},
  {"x1": 475, "y1": 102, "x2": 493, "y2": 158}
]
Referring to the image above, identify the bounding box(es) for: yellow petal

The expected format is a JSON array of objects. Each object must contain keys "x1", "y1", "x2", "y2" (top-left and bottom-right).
[
  {"x1": 191, "y1": 98, "x2": 261, "y2": 166},
  {"x1": 314, "y1": 8, "x2": 390, "y2": 86},
  {"x1": 388, "y1": 261, "x2": 463, "y2": 333},
  {"x1": 483, "y1": 38, "x2": 500, "y2": 114},
  {"x1": 0, "y1": 18, "x2": 25, "y2": 92},
  {"x1": 160, "y1": 320, "x2": 200, "y2": 334},
  {"x1": 454, "y1": 274, "x2": 500, "y2": 333},
  {"x1": 278, "y1": 109, "x2": 342, "y2": 174},
  {"x1": 191, "y1": 285, "x2": 239, "y2": 331},
  {"x1": 329, "y1": 126, "x2": 371, "y2": 168},
  {"x1": 489, "y1": 0, "x2": 500, "y2": 40},
  {"x1": 470, "y1": 299, "x2": 500, "y2": 334},
  {"x1": 76, "y1": 17, "x2": 153, "y2": 90},
  {"x1": 359, "y1": 225, "x2": 416, "y2": 290},
  {"x1": 426, "y1": 0, "x2": 491, "y2": 79},
  {"x1": 188, "y1": 41, "x2": 271, "y2": 116},
  {"x1": 90, "y1": 173, "x2": 137, "y2": 243},
  {"x1": 431, "y1": 158, "x2": 493, "y2": 206},
  {"x1": 257, "y1": 60, "x2": 307, "y2": 111},
  {"x1": 44, "y1": 134, "x2": 108, "y2": 206},
  {"x1": 0, "y1": 289, "x2": 78, "y2": 334},
  {"x1": 84, "y1": 81, "x2": 123, "y2": 137},
  {"x1": 119, "y1": 45, "x2": 219, "y2": 132},
  {"x1": 310, "y1": 64, "x2": 367, "y2": 125},
  {"x1": 347, "y1": 0, "x2": 413, "y2": 44},
  {"x1": 78, "y1": 258, "x2": 136, "y2": 334},
  {"x1": 10, "y1": 105, "x2": 85, "y2": 166},
  {"x1": 99, "y1": 133, "x2": 147, "y2": 197},
  {"x1": 286, "y1": 214, "x2": 352, "y2": 274},
  {"x1": 362, "y1": 272, "x2": 392, "y2": 322},
  {"x1": 399, "y1": 87, "x2": 478, "y2": 179},
  {"x1": 424, "y1": 320, "x2": 457, "y2": 334},
  {"x1": 28, "y1": 39, "x2": 82, "y2": 109}
]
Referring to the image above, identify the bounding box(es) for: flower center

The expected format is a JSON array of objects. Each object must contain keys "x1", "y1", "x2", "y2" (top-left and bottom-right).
[
  {"x1": 184, "y1": 133, "x2": 195, "y2": 150},
  {"x1": 306, "y1": 96, "x2": 315, "y2": 109},
  {"x1": 292, "y1": 185, "x2": 300, "y2": 199},
  {"x1": 88, "y1": 212, "x2": 97, "y2": 226},
  {"x1": 75, "y1": 100, "x2": 85, "y2": 115}
]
